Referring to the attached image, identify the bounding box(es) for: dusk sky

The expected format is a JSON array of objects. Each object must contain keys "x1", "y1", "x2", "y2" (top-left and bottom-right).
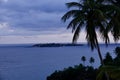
[{"x1": 0, "y1": 0, "x2": 119, "y2": 44}]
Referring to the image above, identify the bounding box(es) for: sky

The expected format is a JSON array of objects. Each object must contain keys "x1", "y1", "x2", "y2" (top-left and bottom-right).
[{"x1": 0, "y1": 0, "x2": 119, "y2": 44}]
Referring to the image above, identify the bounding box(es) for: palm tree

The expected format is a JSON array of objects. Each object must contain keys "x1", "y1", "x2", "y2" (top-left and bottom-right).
[
  {"x1": 61, "y1": 0, "x2": 120, "y2": 65},
  {"x1": 62, "y1": 1, "x2": 120, "y2": 80},
  {"x1": 89, "y1": 57, "x2": 95, "y2": 66},
  {"x1": 62, "y1": 0, "x2": 106, "y2": 65},
  {"x1": 81, "y1": 56, "x2": 86, "y2": 65}
]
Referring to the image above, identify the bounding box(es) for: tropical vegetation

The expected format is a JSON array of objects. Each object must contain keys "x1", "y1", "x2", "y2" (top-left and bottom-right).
[
  {"x1": 61, "y1": 0, "x2": 120, "y2": 65},
  {"x1": 47, "y1": 47, "x2": 120, "y2": 80},
  {"x1": 97, "y1": 47, "x2": 120, "y2": 80},
  {"x1": 61, "y1": 0, "x2": 120, "y2": 79},
  {"x1": 47, "y1": 56, "x2": 97, "y2": 80},
  {"x1": 47, "y1": 64, "x2": 97, "y2": 80}
]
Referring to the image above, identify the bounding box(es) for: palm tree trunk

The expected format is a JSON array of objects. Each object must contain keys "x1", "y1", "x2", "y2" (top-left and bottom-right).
[
  {"x1": 95, "y1": 37, "x2": 104, "y2": 64},
  {"x1": 96, "y1": 42, "x2": 104, "y2": 65},
  {"x1": 95, "y1": 38, "x2": 109, "y2": 80}
]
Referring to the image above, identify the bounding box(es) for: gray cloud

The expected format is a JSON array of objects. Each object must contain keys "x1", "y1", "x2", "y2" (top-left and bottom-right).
[{"x1": 0, "y1": 0, "x2": 76, "y2": 36}]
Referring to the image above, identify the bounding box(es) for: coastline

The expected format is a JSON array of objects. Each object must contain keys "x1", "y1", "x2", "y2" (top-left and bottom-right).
[{"x1": 32, "y1": 43, "x2": 84, "y2": 47}]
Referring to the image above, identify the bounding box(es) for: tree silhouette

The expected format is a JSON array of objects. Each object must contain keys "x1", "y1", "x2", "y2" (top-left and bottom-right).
[
  {"x1": 62, "y1": 1, "x2": 120, "y2": 80},
  {"x1": 47, "y1": 64, "x2": 97, "y2": 80},
  {"x1": 89, "y1": 57, "x2": 95, "y2": 66},
  {"x1": 61, "y1": 0, "x2": 120, "y2": 67},
  {"x1": 114, "y1": 47, "x2": 120, "y2": 57},
  {"x1": 103, "y1": 52, "x2": 113, "y2": 65},
  {"x1": 81, "y1": 56, "x2": 86, "y2": 65},
  {"x1": 97, "y1": 47, "x2": 120, "y2": 80},
  {"x1": 114, "y1": 47, "x2": 120, "y2": 66}
]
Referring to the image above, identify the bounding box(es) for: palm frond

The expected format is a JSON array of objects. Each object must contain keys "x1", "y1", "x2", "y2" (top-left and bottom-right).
[
  {"x1": 72, "y1": 21, "x2": 84, "y2": 33},
  {"x1": 72, "y1": 26, "x2": 80, "y2": 43},
  {"x1": 103, "y1": 5, "x2": 120, "y2": 13},
  {"x1": 61, "y1": 10, "x2": 80, "y2": 22},
  {"x1": 86, "y1": 19, "x2": 97, "y2": 50},
  {"x1": 67, "y1": 18, "x2": 79, "y2": 30},
  {"x1": 93, "y1": 9, "x2": 106, "y2": 22},
  {"x1": 97, "y1": 22, "x2": 110, "y2": 44},
  {"x1": 67, "y1": 15, "x2": 85, "y2": 32},
  {"x1": 66, "y1": 2, "x2": 83, "y2": 9},
  {"x1": 110, "y1": 13, "x2": 120, "y2": 41},
  {"x1": 102, "y1": 30, "x2": 110, "y2": 44},
  {"x1": 92, "y1": 9, "x2": 110, "y2": 44}
]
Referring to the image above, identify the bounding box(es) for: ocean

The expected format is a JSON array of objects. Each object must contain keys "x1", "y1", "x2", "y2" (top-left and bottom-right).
[{"x1": 0, "y1": 44, "x2": 119, "y2": 80}]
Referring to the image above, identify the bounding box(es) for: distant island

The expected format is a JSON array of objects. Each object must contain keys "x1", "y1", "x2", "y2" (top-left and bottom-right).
[
  {"x1": 33, "y1": 43, "x2": 84, "y2": 47},
  {"x1": 32, "y1": 43, "x2": 120, "y2": 47}
]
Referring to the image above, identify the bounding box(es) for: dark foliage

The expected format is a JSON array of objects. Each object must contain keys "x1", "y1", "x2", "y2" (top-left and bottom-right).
[
  {"x1": 47, "y1": 47, "x2": 120, "y2": 80},
  {"x1": 81, "y1": 56, "x2": 86, "y2": 65},
  {"x1": 98, "y1": 46, "x2": 120, "y2": 80},
  {"x1": 103, "y1": 47, "x2": 120, "y2": 66},
  {"x1": 47, "y1": 64, "x2": 98, "y2": 80},
  {"x1": 103, "y1": 52, "x2": 113, "y2": 65},
  {"x1": 113, "y1": 47, "x2": 120, "y2": 66},
  {"x1": 89, "y1": 57, "x2": 95, "y2": 65}
]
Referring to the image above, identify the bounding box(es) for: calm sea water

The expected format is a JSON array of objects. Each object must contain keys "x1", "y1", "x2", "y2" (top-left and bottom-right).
[{"x1": 0, "y1": 44, "x2": 119, "y2": 80}]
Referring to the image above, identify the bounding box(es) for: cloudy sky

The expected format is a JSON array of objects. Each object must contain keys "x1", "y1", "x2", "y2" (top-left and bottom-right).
[
  {"x1": 0, "y1": 0, "x2": 81, "y2": 44},
  {"x1": 0, "y1": 0, "x2": 119, "y2": 44}
]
